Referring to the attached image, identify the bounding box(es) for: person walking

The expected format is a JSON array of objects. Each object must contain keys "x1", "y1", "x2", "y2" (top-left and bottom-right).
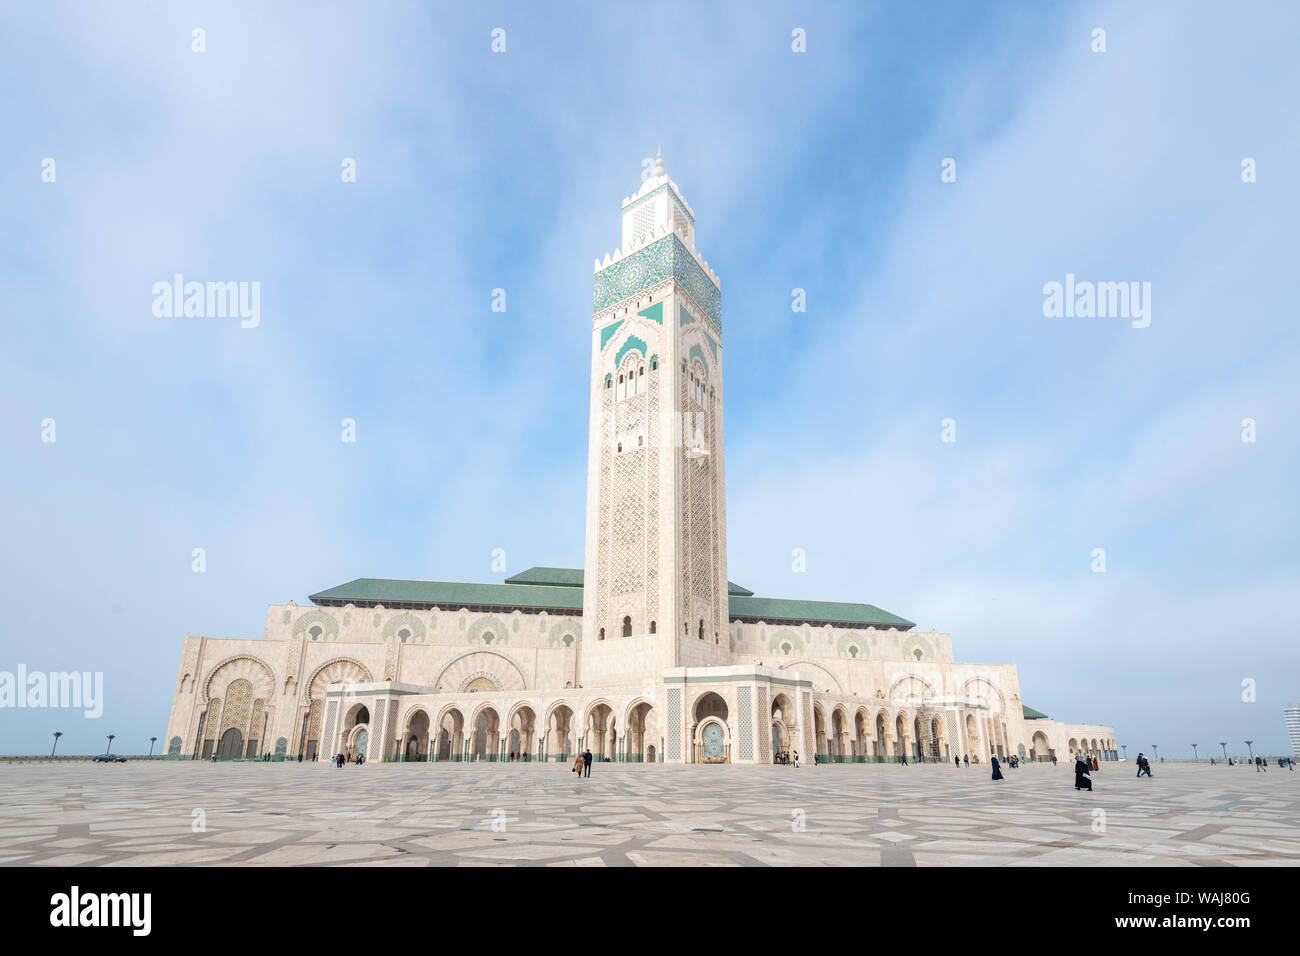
[
  {"x1": 990, "y1": 754, "x2": 1004, "y2": 781},
  {"x1": 1092, "y1": 755, "x2": 1099, "y2": 772},
  {"x1": 573, "y1": 752, "x2": 584, "y2": 779},
  {"x1": 583, "y1": 748, "x2": 593, "y2": 778},
  {"x1": 1074, "y1": 755, "x2": 1093, "y2": 791},
  {"x1": 963, "y1": 754, "x2": 969, "y2": 767},
  {"x1": 792, "y1": 749, "x2": 799, "y2": 768},
  {"x1": 955, "y1": 755, "x2": 960, "y2": 768}
]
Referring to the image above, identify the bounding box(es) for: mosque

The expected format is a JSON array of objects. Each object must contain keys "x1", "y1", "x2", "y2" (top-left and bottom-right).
[{"x1": 163, "y1": 155, "x2": 1117, "y2": 766}]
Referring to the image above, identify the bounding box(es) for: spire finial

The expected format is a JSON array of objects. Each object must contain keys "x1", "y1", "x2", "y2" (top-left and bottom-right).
[{"x1": 653, "y1": 147, "x2": 665, "y2": 178}]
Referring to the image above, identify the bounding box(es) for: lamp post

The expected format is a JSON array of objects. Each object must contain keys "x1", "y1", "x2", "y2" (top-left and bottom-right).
[
  {"x1": 1219, "y1": 742, "x2": 1228, "y2": 761},
  {"x1": 105, "y1": 734, "x2": 116, "y2": 755},
  {"x1": 1191, "y1": 743, "x2": 1198, "y2": 762},
  {"x1": 51, "y1": 731, "x2": 63, "y2": 756},
  {"x1": 1122, "y1": 744, "x2": 1128, "y2": 760},
  {"x1": 148, "y1": 736, "x2": 157, "y2": 757},
  {"x1": 1245, "y1": 740, "x2": 1254, "y2": 762},
  {"x1": 1151, "y1": 744, "x2": 1158, "y2": 761}
]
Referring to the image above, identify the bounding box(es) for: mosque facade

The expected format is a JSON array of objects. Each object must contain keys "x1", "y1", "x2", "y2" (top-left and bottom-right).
[{"x1": 164, "y1": 156, "x2": 1117, "y2": 767}]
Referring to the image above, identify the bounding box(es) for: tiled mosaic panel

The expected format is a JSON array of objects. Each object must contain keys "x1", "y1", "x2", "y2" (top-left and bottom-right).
[
  {"x1": 372, "y1": 699, "x2": 386, "y2": 760},
  {"x1": 323, "y1": 700, "x2": 339, "y2": 757},
  {"x1": 593, "y1": 235, "x2": 720, "y2": 329},
  {"x1": 667, "y1": 688, "x2": 681, "y2": 760},
  {"x1": 737, "y1": 686, "x2": 753, "y2": 761}
]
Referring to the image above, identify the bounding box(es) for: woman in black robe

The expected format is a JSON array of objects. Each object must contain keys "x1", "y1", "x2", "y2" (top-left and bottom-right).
[
  {"x1": 990, "y1": 755, "x2": 1004, "y2": 780},
  {"x1": 1075, "y1": 756, "x2": 1093, "y2": 790}
]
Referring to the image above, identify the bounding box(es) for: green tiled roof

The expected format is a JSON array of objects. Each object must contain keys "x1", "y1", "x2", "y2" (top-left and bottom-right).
[
  {"x1": 309, "y1": 569, "x2": 911, "y2": 629},
  {"x1": 503, "y1": 566, "x2": 755, "y2": 598},
  {"x1": 727, "y1": 595, "x2": 913, "y2": 629},
  {"x1": 309, "y1": 578, "x2": 583, "y2": 612},
  {"x1": 503, "y1": 567, "x2": 584, "y2": 588},
  {"x1": 1022, "y1": 705, "x2": 1049, "y2": 720}
]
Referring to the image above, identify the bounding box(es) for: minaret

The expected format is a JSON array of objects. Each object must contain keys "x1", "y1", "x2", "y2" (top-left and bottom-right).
[{"x1": 582, "y1": 153, "x2": 728, "y2": 681}]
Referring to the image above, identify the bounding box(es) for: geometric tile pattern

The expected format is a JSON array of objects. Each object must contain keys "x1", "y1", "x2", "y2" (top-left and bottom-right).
[
  {"x1": 736, "y1": 687, "x2": 753, "y2": 762},
  {"x1": 2, "y1": 762, "x2": 1296, "y2": 867}
]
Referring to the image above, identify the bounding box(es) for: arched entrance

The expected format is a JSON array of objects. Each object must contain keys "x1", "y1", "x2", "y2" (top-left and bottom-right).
[
  {"x1": 585, "y1": 702, "x2": 616, "y2": 760},
  {"x1": 626, "y1": 701, "x2": 655, "y2": 762},
  {"x1": 471, "y1": 707, "x2": 501, "y2": 761},
  {"x1": 437, "y1": 708, "x2": 465, "y2": 761},
  {"x1": 351, "y1": 727, "x2": 368, "y2": 758},
  {"x1": 340, "y1": 703, "x2": 370, "y2": 760},
  {"x1": 544, "y1": 704, "x2": 575, "y2": 760},
  {"x1": 813, "y1": 706, "x2": 828, "y2": 759},
  {"x1": 1031, "y1": 731, "x2": 1050, "y2": 761},
  {"x1": 692, "y1": 692, "x2": 729, "y2": 764},
  {"x1": 771, "y1": 694, "x2": 795, "y2": 760},
  {"x1": 404, "y1": 710, "x2": 430, "y2": 760},
  {"x1": 700, "y1": 720, "x2": 726, "y2": 762},
  {"x1": 217, "y1": 728, "x2": 243, "y2": 758}
]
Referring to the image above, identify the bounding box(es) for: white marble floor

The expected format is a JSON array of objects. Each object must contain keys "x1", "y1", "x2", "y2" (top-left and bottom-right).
[{"x1": 1, "y1": 760, "x2": 1295, "y2": 866}]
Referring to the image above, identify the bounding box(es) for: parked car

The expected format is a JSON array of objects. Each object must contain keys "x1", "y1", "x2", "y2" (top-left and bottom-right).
[{"x1": 92, "y1": 754, "x2": 127, "y2": 763}]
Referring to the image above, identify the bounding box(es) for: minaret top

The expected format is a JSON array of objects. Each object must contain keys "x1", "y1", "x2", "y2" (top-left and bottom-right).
[
  {"x1": 594, "y1": 151, "x2": 720, "y2": 292},
  {"x1": 623, "y1": 149, "x2": 694, "y2": 219}
]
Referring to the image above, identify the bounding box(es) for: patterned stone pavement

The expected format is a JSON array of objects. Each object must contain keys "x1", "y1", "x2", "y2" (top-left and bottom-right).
[{"x1": 1, "y1": 760, "x2": 1296, "y2": 866}]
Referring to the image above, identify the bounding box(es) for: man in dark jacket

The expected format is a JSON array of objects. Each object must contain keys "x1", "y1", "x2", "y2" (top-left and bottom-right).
[{"x1": 582, "y1": 748, "x2": 592, "y2": 777}]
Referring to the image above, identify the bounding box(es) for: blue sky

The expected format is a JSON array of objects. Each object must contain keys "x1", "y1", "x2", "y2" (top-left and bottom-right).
[{"x1": 1, "y1": 1, "x2": 1296, "y2": 756}]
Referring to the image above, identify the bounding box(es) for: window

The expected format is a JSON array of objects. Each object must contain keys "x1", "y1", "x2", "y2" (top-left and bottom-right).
[
  {"x1": 562, "y1": 634, "x2": 573, "y2": 647},
  {"x1": 698, "y1": 619, "x2": 704, "y2": 640},
  {"x1": 649, "y1": 621, "x2": 656, "y2": 634},
  {"x1": 650, "y1": 358, "x2": 658, "y2": 371},
  {"x1": 599, "y1": 628, "x2": 605, "y2": 641},
  {"x1": 622, "y1": 616, "x2": 632, "y2": 638},
  {"x1": 309, "y1": 625, "x2": 322, "y2": 641},
  {"x1": 398, "y1": 628, "x2": 410, "y2": 644},
  {"x1": 637, "y1": 435, "x2": 643, "y2": 447},
  {"x1": 639, "y1": 366, "x2": 644, "y2": 376},
  {"x1": 617, "y1": 441, "x2": 622, "y2": 453}
]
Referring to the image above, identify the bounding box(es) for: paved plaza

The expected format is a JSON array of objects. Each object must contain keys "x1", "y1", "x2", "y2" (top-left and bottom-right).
[{"x1": 1, "y1": 761, "x2": 1296, "y2": 866}]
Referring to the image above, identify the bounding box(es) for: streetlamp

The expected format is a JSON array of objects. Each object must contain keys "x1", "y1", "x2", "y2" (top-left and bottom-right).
[
  {"x1": 1219, "y1": 742, "x2": 1228, "y2": 761},
  {"x1": 1191, "y1": 744, "x2": 1198, "y2": 762},
  {"x1": 105, "y1": 734, "x2": 116, "y2": 755},
  {"x1": 1122, "y1": 744, "x2": 1128, "y2": 760},
  {"x1": 148, "y1": 736, "x2": 157, "y2": 757},
  {"x1": 1245, "y1": 740, "x2": 1254, "y2": 762},
  {"x1": 1151, "y1": 744, "x2": 1159, "y2": 761},
  {"x1": 51, "y1": 731, "x2": 63, "y2": 756}
]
